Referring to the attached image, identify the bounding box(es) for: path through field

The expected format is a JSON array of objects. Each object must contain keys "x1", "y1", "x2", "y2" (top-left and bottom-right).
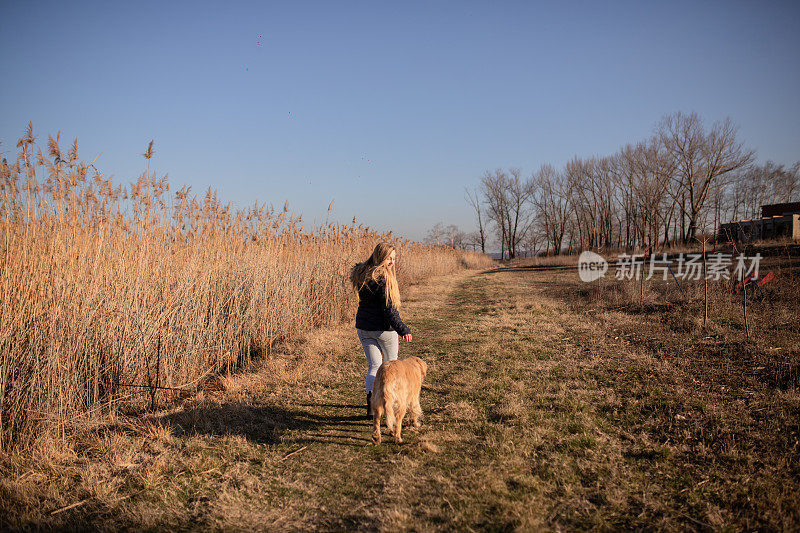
[{"x1": 4, "y1": 268, "x2": 798, "y2": 530}]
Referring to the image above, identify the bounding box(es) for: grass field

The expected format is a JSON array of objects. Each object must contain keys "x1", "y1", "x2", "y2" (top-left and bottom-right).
[
  {"x1": 0, "y1": 131, "x2": 493, "y2": 451},
  {"x1": 2, "y1": 263, "x2": 798, "y2": 531}
]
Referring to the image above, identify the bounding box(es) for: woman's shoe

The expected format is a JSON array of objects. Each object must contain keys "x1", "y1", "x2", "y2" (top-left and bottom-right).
[{"x1": 366, "y1": 391, "x2": 373, "y2": 418}]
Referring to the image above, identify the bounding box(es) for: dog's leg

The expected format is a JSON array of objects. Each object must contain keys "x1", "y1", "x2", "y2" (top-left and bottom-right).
[
  {"x1": 394, "y1": 405, "x2": 407, "y2": 443},
  {"x1": 372, "y1": 405, "x2": 382, "y2": 444},
  {"x1": 411, "y1": 399, "x2": 423, "y2": 428}
]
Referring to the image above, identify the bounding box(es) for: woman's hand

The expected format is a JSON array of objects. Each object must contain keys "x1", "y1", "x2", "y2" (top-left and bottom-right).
[{"x1": 402, "y1": 333, "x2": 412, "y2": 342}]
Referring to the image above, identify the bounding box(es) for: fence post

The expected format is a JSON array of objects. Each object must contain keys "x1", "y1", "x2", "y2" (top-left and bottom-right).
[
  {"x1": 640, "y1": 262, "x2": 644, "y2": 307},
  {"x1": 640, "y1": 253, "x2": 645, "y2": 308},
  {"x1": 703, "y1": 239, "x2": 708, "y2": 328},
  {"x1": 742, "y1": 273, "x2": 749, "y2": 340}
]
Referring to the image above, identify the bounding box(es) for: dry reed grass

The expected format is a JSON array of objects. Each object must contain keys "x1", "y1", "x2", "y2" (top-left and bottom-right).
[{"x1": 0, "y1": 123, "x2": 493, "y2": 451}]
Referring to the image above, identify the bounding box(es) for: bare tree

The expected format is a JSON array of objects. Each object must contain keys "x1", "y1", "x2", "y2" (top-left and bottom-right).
[
  {"x1": 722, "y1": 160, "x2": 800, "y2": 227},
  {"x1": 463, "y1": 230, "x2": 484, "y2": 251},
  {"x1": 479, "y1": 168, "x2": 535, "y2": 259},
  {"x1": 517, "y1": 223, "x2": 543, "y2": 257},
  {"x1": 629, "y1": 139, "x2": 675, "y2": 250},
  {"x1": 481, "y1": 169, "x2": 509, "y2": 259},
  {"x1": 659, "y1": 111, "x2": 754, "y2": 242},
  {"x1": 465, "y1": 186, "x2": 486, "y2": 253},
  {"x1": 444, "y1": 224, "x2": 464, "y2": 248},
  {"x1": 504, "y1": 168, "x2": 534, "y2": 259},
  {"x1": 425, "y1": 222, "x2": 445, "y2": 245},
  {"x1": 785, "y1": 161, "x2": 800, "y2": 201},
  {"x1": 425, "y1": 223, "x2": 468, "y2": 249},
  {"x1": 612, "y1": 146, "x2": 639, "y2": 250},
  {"x1": 465, "y1": 112, "x2": 767, "y2": 254},
  {"x1": 567, "y1": 156, "x2": 617, "y2": 250},
  {"x1": 531, "y1": 164, "x2": 571, "y2": 255}
]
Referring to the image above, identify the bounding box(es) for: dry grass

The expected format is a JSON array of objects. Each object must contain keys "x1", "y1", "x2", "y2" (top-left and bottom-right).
[
  {"x1": 516, "y1": 268, "x2": 800, "y2": 530},
  {"x1": 0, "y1": 124, "x2": 493, "y2": 451},
  {"x1": 1, "y1": 262, "x2": 797, "y2": 530},
  {"x1": 5, "y1": 124, "x2": 795, "y2": 530},
  {"x1": 567, "y1": 252, "x2": 800, "y2": 390},
  {"x1": 508, "y1": 254, "x2": 579, "y2": 267}
]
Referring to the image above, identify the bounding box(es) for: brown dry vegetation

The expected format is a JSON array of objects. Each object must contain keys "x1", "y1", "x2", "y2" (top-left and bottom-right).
[
  {"x1": 0, "y1": 124, "x2": 492, "y2": 451},
  {"x1": 565, "y1": 250, "x2": 800, "y2": 391},
  {"x1": 2, "y1": 255, "x2": 797, "y2": 530}
]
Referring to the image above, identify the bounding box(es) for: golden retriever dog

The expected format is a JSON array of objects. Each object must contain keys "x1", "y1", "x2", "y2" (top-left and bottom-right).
[{"x1": 371, "y1": 356, "x2": 427, "y2": 444}]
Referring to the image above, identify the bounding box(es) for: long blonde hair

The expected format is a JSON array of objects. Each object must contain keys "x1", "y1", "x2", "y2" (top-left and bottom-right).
[{"x1": 350, "y1": 242, "x2": 401, "y2": 308}]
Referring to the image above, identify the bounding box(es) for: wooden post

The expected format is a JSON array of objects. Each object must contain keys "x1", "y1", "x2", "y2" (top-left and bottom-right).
[
  {"x1": 742, "y1": 275, "x2": 749, "y2": 341},
  {"x1": 640, "y1": 254, "x2": 645, "y2": 308},
  {"x1": 596, "y1": 252, "x2": 604, "y2": 302},
  {"x1": 703, "y1": 239, "x2": 708, "y2": 329}
]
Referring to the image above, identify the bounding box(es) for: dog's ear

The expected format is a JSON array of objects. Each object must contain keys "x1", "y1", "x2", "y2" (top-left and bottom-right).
[{"x1": 416, "y1": 357, "x2": 427, "y2": 377}]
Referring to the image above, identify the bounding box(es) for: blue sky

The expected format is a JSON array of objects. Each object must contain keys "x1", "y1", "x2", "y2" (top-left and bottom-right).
[{"x1": 1, "y1": 1, "x2": 799, "y2": 241}]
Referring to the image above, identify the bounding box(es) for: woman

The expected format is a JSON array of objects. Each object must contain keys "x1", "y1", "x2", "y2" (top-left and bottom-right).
[{"x1": 350, "y1": 242, "x2": 413, "y2": 417}]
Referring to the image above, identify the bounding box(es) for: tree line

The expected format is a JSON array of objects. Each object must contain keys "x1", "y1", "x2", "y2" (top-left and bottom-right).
[{"x1": 461, "y1": 111, "x2": 799, "y2": 258}]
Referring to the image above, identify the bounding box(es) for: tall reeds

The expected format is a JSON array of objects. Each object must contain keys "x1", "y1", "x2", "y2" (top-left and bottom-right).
[{"x1": 0, "y1": 124, "x2": 492, "y2": 450}]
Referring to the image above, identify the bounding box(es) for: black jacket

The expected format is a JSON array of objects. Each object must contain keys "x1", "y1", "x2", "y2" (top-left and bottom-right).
[{"x1": 355, "y1": 279, "x2": 411, "y2": 335}]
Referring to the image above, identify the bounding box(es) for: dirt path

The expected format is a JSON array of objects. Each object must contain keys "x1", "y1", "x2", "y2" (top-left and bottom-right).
[{"x1": 4, "y1": 268, "x2": 798, "y2": 530}]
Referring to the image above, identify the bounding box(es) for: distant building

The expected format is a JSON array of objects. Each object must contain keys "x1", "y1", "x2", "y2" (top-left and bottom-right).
[
  {"x1": 719, "y1": 202, "x2": 800, "y2": 242},
  {"x1": 760, "y1": 202, "x2": 800, "y2": 218}
]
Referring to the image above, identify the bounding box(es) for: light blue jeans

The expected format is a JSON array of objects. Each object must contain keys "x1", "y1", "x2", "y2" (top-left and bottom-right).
[{"x1": 357, "y1": 329, "x2": 399, "y2": 393}]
